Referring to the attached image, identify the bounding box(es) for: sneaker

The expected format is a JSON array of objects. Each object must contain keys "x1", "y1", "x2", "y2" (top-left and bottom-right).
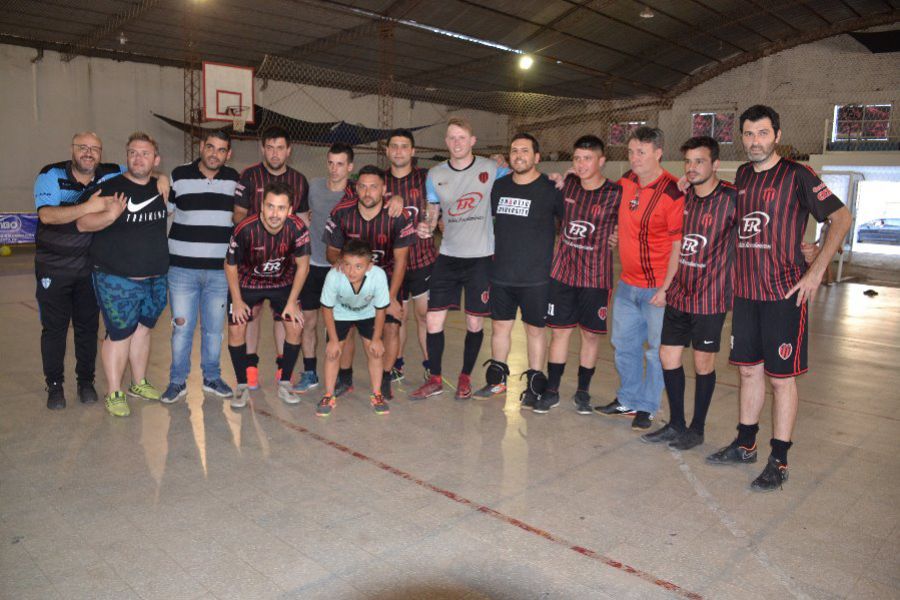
[
  {"x1": 246, "y1": 366, "x2": 259, "y2": 390},
  {"x1": 128, "y1": 378, "x2": 161, "y2": 401},
  {"x1": 474, "y1": 359, "x2": 509, "y2": 398},
  {"x1": 105, "y1": 391, "x2": 130, "y2": 417},
  {"x1": 46, "y1": 382, "x2": 66, "y2": 410},
  {"x1": 532, "y1": 389, "x2": 560, "y2": 414},
  {"x1": 334, "y1": 378, "x2": 353, "y2": 398},
  {"x1": 750, "y1": 456, "x2": 789, "y2": 492},
  {"x1": 455, "y1": 373, "x2": 472, "y2": 399},
  {"x1": 202, "y1": 378, "x2": 233, "y2": 398},
  {"x1": 231, "y1": 387, "x2": 250, "y2": 409},
  {"x1": 473, "y1": 382, "x2": 506, "y2": 398},
  {"x1": 631, "y1": 411, "x2": 653, "y2": 430},
  {"x1": 669, "y1": 429, "x2": 704, "y2": 451},
  {"x1": 77, "y1": 381, "x2": 98, "y2": 405},
  {"x1": 572, "y1": 391, "x2": 592, "y2": 415},
  {"x1": 390, "y1": 366, "x2": 404, "y2": 383},
  {"x1": 640, "y1": 423, "x2": 683, "y2": 444},
  {"x1": 381, "y1": 376, "x2": 393, "y2": 400},
  {"x1": 520, "y1": 388, "x2": 538, "y2": 411},
  {"x1": 410, "y1": 375, "x2": 443, "y2": 400},
  {"x1": 370, "y1": 393, "x2": 390, "y2": 415},
  {"x1": 594, "y1": 398, "x2": 636, "y2": 417},
  {"x1": 316, "y1": 394, "x2": 336, "y2": 417},
  {"x1": 161, "y1": 382, "x2": 187, "y2": 404},
  {"x1": 278, "y1": 381, "x2": 300, "y2": 405},
  {"x1": 293, "y1": 370, "x2": 320, "y2": 393},
  {"x1": 706, "y1": 441, "x2": 758, "y2": 465}
]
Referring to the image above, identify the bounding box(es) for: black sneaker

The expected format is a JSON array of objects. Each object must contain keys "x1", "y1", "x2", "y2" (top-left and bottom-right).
[
  {"x1": 706, "y1": 441, "x2": 758, "y2": 465},
  {"x1": 334, "y1": 379, "x2": 353, "y2": 398},
  {"x1": 572, "y1": 391, "x2": 592, "y2": 415},
  {"x1": 594, "y1": 398, "x2": 636, "y2": 417},
  {"x1": 631, "y1": 411, "x2": 652, "y2": 430},
  {"x1": 77, "y1": 381, "x2": 98, "y2": 405},
  {"x1": 532, "y1": 389, "x2": 559, "y2": 414},
  {"x1": 519, "y1": 388, "x2": 538, "y2": 410},
  {"x1": 750, "y1": 456, "x2": 788, "y2": 492},
  {"x1": 669, "y1": 429, "x2": 704, "y2": 451},
  {"x1": 46, "y1": 382, "x2": 66, "y2": 410},
  {"x1": 640, "y1": 422, "x2": 682, "y2": 443}
]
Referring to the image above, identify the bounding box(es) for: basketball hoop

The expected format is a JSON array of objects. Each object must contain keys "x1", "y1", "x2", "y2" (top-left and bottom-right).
[{"x1": 224, "y1": 105, "x2": 250, "y2": 133}]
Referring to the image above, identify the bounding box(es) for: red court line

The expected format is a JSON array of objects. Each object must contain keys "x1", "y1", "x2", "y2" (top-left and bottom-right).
[{"x1": 255, "y1": 407, "x2": 704, "y2": 600}]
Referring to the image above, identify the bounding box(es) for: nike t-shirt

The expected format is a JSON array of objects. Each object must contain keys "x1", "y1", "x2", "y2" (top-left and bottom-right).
[{"x1": 89, "y1": 175, "x2": 169, "y2": 278}]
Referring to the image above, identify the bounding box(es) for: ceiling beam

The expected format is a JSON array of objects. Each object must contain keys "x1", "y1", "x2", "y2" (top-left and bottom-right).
[{"x1": 59, "y1": 0, "x2": 162, "y2": 62}]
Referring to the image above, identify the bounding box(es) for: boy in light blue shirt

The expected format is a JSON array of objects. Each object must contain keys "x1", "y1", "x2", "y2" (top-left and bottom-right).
[{"x1": 318, "y1": 239, "x2": 391, "y2": 416}]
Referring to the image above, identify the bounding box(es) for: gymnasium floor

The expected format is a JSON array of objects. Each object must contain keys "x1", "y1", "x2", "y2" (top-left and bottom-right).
[{"x1": 1, "y1": 266, "x2": 897, "y2": 600}]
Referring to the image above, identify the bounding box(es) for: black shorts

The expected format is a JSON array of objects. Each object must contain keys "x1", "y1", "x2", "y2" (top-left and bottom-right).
[
  {"x1": 729, "y1": 297, "x2": 808, "y2": 378},
  {"x1": 491, "y1": 282, "x2": 549, "y2": 327},
  {"x1": 299, "y1": 265, "x2": 331, "y2": 311},
  {"x1": 331, "y1": 318, "x2": 375, "y2": 341},
  {"x1": 428, "y1": 254, "x2": 491, "y2": 316},
  {"x1": 403, "y1": 263, "x2": 433, "y2": 301},
  {"x1": 661, "y1": 306, "x2": 727, "y2": 352},
  {"x1": 228, "y1": 286, "x2": 296, "y2": 324},
  {"x1": 546, "y1": 280, "x2": 609, "y2": 333}
]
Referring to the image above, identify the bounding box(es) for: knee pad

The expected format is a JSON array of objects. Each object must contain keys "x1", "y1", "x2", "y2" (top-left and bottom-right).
[
  {"x1": 525, "y1": 370, "x2": 548, "y2": 396},
  {"x1": 483, "y1": 359, "x2": 509, "y2": 385}
]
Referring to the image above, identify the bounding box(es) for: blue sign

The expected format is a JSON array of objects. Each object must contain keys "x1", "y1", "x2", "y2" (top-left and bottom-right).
[{"x1": 0, "y1": 213, "x2": 38, "y2": 244}]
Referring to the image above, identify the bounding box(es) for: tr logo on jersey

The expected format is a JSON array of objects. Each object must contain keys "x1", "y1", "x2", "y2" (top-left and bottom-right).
[
  {"x1": 778, "y1": 343, "x2": 793, "y2": 360},
  {"x1": 254, "y1": 258, "x2": 285, "y2": 276},
  {"x1": 371, "y1": 249, "x2": 385, "y2": 264},
  {"x1": 680, "y1": 234, "x2": 708, "y2": 256},
  {"x1": 739, "y1": 211, "x2": 770, "y2": 239},
  {"x1": 404, "y1": 205, "x2": 419, "y2": 221},
  {"x1": 564, "y1": 220, "x2": 596, "y2": 241},
  {"x1": 448, "y1": 192, "x2": 482, "y2": 217}
]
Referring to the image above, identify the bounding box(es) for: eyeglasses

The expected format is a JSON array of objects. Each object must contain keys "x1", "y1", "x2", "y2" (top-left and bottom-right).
[{"x1": 73, "y1": 144, "x2": 102, "y2": 154}]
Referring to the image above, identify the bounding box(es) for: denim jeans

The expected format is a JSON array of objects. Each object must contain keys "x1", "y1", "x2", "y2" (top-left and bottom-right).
[
  {"x1": 168, "y1": 266, "x2": 227, "y2": 384},
  {"x1": 610, "y1": 280, "x2": 666, "y2": 414}
]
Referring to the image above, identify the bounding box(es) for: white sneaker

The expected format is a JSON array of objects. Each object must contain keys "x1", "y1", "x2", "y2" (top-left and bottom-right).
[
  {"x1": 278, "y1": 381, "x2": 300, "y2": 405},
  {"x1": 231, "y1": 388, "x2": 249, "y2": 409}
]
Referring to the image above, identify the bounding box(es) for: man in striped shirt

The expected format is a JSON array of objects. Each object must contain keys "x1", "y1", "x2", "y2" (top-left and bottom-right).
[
  {"x1": 162, "y1": 130, "x2": 239, "y2": 403},
  {"x1": 641, "y1": 136, "x2": 736, "y2": 450}
]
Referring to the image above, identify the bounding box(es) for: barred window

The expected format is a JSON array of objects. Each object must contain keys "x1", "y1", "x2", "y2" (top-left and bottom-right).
[
  {"x1": 832, "y1": 104, "x2": 892, "y2": 142},
  {"x1": 691, "y1": 112, "x2": 734, "y2": 143}
]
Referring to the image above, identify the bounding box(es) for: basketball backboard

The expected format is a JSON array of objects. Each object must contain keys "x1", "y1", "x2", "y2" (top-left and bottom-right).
[{"x1": 202, "y1": 62, "x2": 255, "y2": 124}]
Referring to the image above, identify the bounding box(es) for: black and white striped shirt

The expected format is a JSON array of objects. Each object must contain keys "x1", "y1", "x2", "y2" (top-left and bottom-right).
[{"x1": 168, "y1": 159, "x2": 240, "y2": 270}]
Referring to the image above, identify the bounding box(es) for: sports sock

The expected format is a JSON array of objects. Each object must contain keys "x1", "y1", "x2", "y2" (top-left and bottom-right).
[
  {"x1": 577, "y1": 365, "x2": 595, "y2": 392},
  {"x1": 770, "y1": 438, "x2": 792, "y2": 463},
  {"x1": 662, "y1": 367, "x2": 686, "y2": 430},
  {"x1": 338, "y1": 367, "x2": 352, "y2": 386},
  {"x1": 462, "y1": 330, "x2": 484, "y2": 375},
  {"x1": 547, "y1": 362, "x2": 565, "y2": 391},
  {"x1": 280, "y1": 343, "x2": 300, "y2": 382},
  {"x1": 246, "y1": 353, "x2": 259, "y2": 368},
  {"x1": 736, "y1": 422, "x2": 760, "y2": 448},
  {"x1": 394, "y1": 356, "x2": 404, "y2": 370},
  {"x1": 303, "y1": 357, "x2": 317, "y2": 373},
  {"x1": 426, "y1": 331, "x2": 445, "y2": 376},
  {"x1": 689, "y1": 371, "x2": 716, "y2": 435},
  {"x1": 228, "y1": 344, "x2": 248, "y2": 384},
  {"x1": 382, "y1": 372, "x2": 392, "y2": 396}
]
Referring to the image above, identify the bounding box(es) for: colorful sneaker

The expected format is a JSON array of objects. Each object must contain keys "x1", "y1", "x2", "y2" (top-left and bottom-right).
[
  {"x1": 161, "y1": 382, "x2": 187, "y2": 404},
  {"x1": 750, "y1": 456, "x2": 789, "y2": 492},
  {"x1": 473, "y1": 359, "x2": 509, "y2": 398},
  {"x1": 594, "y1": 398, "x2": 635, "y2": 417},
  {"x1": 278, "y1": 381, "x2": 300, "y2": 405},
  {"x1": 316, "y1": 394, "x2": 336, "y2": 417},
  {"x1": 455, "y1": 373, "x2": 472, "y2": 399},
  {"x1": 231, "y1": 387, "x2": 250, "y2": 409},
  {"x1": 105, "y1": 391, "x2": 130, "y2": 417},
  {"x1": 246, "y1": 366, "x2": 259, "y2": 390},
  {"x1": 410, "y1": 375, "x2": 443, "y2": 400},
  {"x1": 128, "y1": 378, "x2": 161, "y2": 401},
  {"x1": 370, "y1": 393, "x2": 390, "y2": 415},
  {"x1": 292, "y1": 370, "x2": 319, "y2": 393},
  {"x1": 202, "y1": 378, "x2": 233, "y2": 398}
]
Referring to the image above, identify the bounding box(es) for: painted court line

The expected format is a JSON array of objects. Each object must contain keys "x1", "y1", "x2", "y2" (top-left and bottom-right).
[{"x1": 255, "y1": 407, "x2": 704, "y2": 600}]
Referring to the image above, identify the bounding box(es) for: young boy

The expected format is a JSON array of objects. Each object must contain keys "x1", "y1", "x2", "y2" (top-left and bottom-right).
[{"x1": 318, "y1": 239, "x2": 391, "y2": 416}]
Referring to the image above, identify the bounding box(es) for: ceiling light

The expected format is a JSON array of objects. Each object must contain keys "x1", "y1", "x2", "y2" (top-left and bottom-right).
[
  {"x1": 518, "y1": 55, "x2": 534, "y2": 70},
  {"x1": 640, "y1": 6, "x2": 655, "y2": 19}
]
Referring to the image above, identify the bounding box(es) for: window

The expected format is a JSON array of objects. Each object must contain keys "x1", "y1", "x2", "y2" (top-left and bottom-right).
[
  {"x1": 832, "y1": 104, "x2": 892, "y2": 142},
  {"x1": 691, "y1": 112, "x2": 734, "y2": 143},
  {"x1": 609, "y1": 121, "x2": 646, "y2": 146}
]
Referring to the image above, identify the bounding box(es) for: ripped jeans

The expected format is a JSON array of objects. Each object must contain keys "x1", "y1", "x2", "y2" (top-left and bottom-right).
[{"x1": 167, "y1": 266, "x2": 228, "y2": 385}]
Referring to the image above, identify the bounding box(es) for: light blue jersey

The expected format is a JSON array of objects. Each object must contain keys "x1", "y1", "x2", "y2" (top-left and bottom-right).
[{"x1": 320, "y1": 265, "x2": 391, "y2": 321}]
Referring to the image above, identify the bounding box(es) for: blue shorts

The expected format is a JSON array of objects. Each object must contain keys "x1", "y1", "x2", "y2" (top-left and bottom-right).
[{"x1": 93, "y1": 271, "x2": 168, "y2": 341}]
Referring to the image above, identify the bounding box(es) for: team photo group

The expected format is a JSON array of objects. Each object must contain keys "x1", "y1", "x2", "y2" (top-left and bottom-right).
[{"x1": 34, "y1": 103, "x2": 850, "y2": 493}]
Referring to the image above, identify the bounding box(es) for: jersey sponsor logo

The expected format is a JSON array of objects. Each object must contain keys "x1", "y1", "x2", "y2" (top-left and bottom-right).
[
  {"x1": 762, "y1": 188, "x2": 776, "y2": 202},
  {"x1": 478, "y1": 171, "x2": 489, "y2": 184},
  {"x1": 547, "y1": 302, "x2": 554, "y2": 316},
  {"x1": 564, "y1": 220, "x2": 596, "y2": 241},
  {"x1": 254, "y1": 257, "x2": 285, "y2": 276},
  {"x1": 481, "y1": 290, "x2": 490, "y2": 304},
  {"x1": 680, "y1": 234, "x2": 708, "y2": 256},
  {"x1": 813, "y1": 182, "x2": 833, "y2": 202},
  {"x1": 126, "y1": 194, "x2": 160, "y2": 212},
  {"x1": 778, "y1": 343, "x2": 793, "y2": 360},
  {"x1": 447, "y1": 192, "x2": 483, "y2": 217},
  {"x1": 738, "y1": 211, "x2": 770, "y2": 239},
  {"x1": 496, "y1": 196, "x2": 531, "y2": 217},
  {"x1": 598, "y1": 306, "x2": 607, "y2": 320}
]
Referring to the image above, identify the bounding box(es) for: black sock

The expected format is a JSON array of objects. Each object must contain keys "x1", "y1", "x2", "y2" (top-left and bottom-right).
[
  {"x1": 577, "y1": 366, "x2": 595, "y2": 392},
  {"x1": 303, "y1": 357, "x2": 317, "y2": 373},
  {"x1": 338, "y1": 367, "x2": 352, "y2": 385},
  {"x1": 690, "y1": 371, "x2": 716, "y2": 435},
  {"x1": 462, "y1": 330, "x2": 484, "y2": 375},
  {"x1": 280, "y1": 343, "x2": 300, "y2": 382},
  {"x1": 770, "y1": 438, "x2": 792, "y2": 463},
  {"x1": 394, "y1": 357, "x2": 404, "y2": 369},
  {"x1": 736, "y1": 422, "x2": 760, "y2": 448},
  {"x1": 547, "y1": 362, "x2": 565, "y2": 391},
  {"x1": 663, "y1": 367, "x2": 686, "y2": 430},
  {"x1": 229, "y1": 344, "x2": 248, "y2": 384},
  {"x1": 276, "y1": 354, "x2": 284, "y2": 370},
  {"x1": 426, "y1": 331, "x2": 445, "y2": 376},
  {"x1": 246, "y1": 353, "x2": 259, "y2": 368},
  {"x1": 382, "y1": 371, "x2": 392, "y2": 395}
]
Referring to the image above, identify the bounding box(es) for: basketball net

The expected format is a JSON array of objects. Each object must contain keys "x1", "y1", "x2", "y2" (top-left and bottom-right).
[{"x1": 225, "y1": 105, "x2": 248, "y2": 133}]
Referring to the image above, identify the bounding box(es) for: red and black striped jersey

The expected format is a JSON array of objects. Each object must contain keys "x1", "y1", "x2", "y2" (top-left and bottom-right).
[
  {"x1": 385, "y1": 168, "x2": 437, "y2": 270},
  {"x1": 324, "y1": 200, "x2": 416, "y2": 279},
  {"x1": 235, "y1": 163, "x2": 310, "y2": 216},
  {"x1": 734, "y1": 159, "x2": 843, "y2": 301},
  {"x1": 550, "y1": 175, "x2": 622, "y2": 289},
  {"x1": 667, "y1": 181, "x2": 738, "y2": 315},
  {"x1": 226, "y1": 215, "x2": 310, "y2": 290}
]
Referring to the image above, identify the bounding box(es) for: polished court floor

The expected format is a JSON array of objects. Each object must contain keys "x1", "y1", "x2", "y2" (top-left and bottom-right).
[{"x1": 1, "y1": 271, "x2": 898, "y2": 600}]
